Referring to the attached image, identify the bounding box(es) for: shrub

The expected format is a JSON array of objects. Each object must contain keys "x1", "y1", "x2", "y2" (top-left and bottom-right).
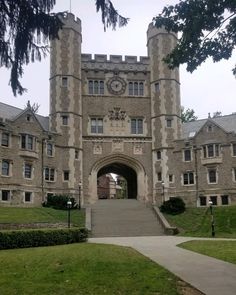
[
  {"x1": 0, "y1": 228, "x2": 88, "y2": 250},
  {"x1": 43, "y1": 194, "x2": 77, "y2": 210},
  {"x1": 160, "y1": 197, "x2": 186, "y2": 215}
]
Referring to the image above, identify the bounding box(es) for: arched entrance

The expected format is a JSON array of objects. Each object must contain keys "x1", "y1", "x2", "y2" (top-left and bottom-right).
[
  {"x1": 88, "y1": 154, "x2": 148, "y2": 203},
  {"x1": 98, "y1": 163, "x2": 137, "y2": 199}
]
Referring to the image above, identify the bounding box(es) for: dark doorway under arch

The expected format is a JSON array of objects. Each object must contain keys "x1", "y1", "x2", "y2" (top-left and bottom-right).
[{"x1": 97, "y1": 162, "x2": 137, "y2": 199}]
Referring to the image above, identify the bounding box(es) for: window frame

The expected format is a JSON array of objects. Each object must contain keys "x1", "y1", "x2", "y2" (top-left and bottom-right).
[
  {"x1": 232, "y1": 143, "x2": 236, "y2": 157},
  {"x1": 202, "y1": 143, "x2": 220, "y2": 158},
  {"x1": 208, "y1": 168, "x2": 217, "y2": 184},
  {"x1": 62, "y1": 115, "x2": 69, "y2": 126},
  {"x1": 63, "y1": 170, "x2": 70, "y2": 181},
  {"x1": 44, "y1": 167, "x2": 55, "y2": 182},
  {"x1": 21, "y1": 134, "x2": 35, "y2": 151},
  {"x1": 46, "y1": 142, "x2": 54, "y2": 157},
  {"x1": 128, "y1": 81, "x2": 144, "y2": 96},
  {"x1": 90, "y1": 118, "x2": 103, "y2": 134},
  {"x1": 131, "y1": 118, "x2": 143, "y2": 135},
  {"x1": 199, "y1": 196, "x2": 207, "y2": 206},
  {"x1": 183, "y1": 171, "x2": 195, "y2": 185},
  {"x1": 1, "y1": 160, "x2": 10, "y2": 176},
  {"x1": 24, "y1": 191, "x2": 33, "y2": 203},
  {"x1": 1, "y1": 190, "x2": 11, "y2": 202},
  {"x1": 24, "y1": 163, "x2": 33, "y2": 179},
  {"x1": 61, "y1": 76, "x2": 68, "y2": 87},
  {"x1": 221, "y1": 195, "x2": 229, "y2": 205},
  {"x1": 184, "y1": 149, "x2": 192, "y2": 162},
  {"x1": 1, "y1": 132, "x2": 10, "y2": 147},
  {"x1": 88, "y1": 80, "x2": 105, "y2": 95}
]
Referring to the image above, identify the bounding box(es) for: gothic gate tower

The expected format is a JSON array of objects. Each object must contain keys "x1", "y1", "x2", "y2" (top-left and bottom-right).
[
  {"x1": 49, "y1": 13, "x2": 83, "y2": 201},
  {"x1": 147, "y1": 24, "x2": 182, "y2": 204}
]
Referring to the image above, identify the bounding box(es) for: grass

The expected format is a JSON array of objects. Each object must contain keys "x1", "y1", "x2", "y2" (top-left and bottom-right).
[
  {"x1": 178, "y1": 240, "x2": 236, "y2": 265},
  {"x1": 0, "y1": 207, "x2": 85, "y2": 227},
  {"x1": 164, "y1": 205, "x2": 236, "y2": 238},
  {"x1": 0, "y1": 243, "x2": 182, "y2": 295}
]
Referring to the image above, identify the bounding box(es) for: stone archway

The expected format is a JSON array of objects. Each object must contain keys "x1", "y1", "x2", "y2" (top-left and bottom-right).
[
  {"x1": 98, "y1": 162, "x2": 137, "y2": 199},
  {"x1": 88, "y1": 154, "x2": 148, "y2": 203}
]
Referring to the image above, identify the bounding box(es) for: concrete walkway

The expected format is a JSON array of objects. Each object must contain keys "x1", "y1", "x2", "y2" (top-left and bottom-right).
[{"x1": 89, "y1": 236, "x2": 236, "y2": 295}]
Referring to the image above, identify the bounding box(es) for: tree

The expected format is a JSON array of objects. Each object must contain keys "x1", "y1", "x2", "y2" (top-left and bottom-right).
[
  {"x1": 0, "y1": 0, "x2": 128, "y2": 96},
  {"x1": 153, "y1": 0, "x2": 236, "y2": 75},
  {"x1": 181, "y1": 106, "x2": 198, "y2": 123},
  {"x1": 95, "y1": 0, "x2": 129, "y2": 31},
  {"x1": 212, "y1": 111, "x2": 222, "y2": 118}
]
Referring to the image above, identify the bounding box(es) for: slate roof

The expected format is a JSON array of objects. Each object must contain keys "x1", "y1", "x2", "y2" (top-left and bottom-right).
[
  {"x1": 0, "y1": 102, "x2": 49, "y2": 131},
  {"x1": 183, "y1": 114, "x2": 236, "y2": 139}
]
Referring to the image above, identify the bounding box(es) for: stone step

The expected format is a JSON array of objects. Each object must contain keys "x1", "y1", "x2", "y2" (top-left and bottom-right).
[{"x1": 91, "y1": 199, "x2": 164, "y2": 237}]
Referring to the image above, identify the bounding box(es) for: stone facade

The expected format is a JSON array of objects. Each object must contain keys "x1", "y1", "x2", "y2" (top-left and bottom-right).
[{"x1": 1, "y1": 13, "x2": 236, "y2": 207}]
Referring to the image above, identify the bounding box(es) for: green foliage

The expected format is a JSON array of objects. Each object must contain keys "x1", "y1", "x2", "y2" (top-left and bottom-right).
[
  {"x1": 1, "y1": 1, "x2": 128, "y2": 95},
  {"x1": 165, "y1": 206, "x2": 236, "y2": 238},
  {"x1": 179, "y1": 240, "x2": 236, "y2": 265},
  {"x1": 160, "y1": 197, "x2": 186, "y2": 215},
  {"x1": 0, "y1": 243, "x2": 182, "y2": 294},
  {"x1": 0, "y1": 228, "x2": 88, "y2": 250},
  {"x1": 43, "y1": 194, "x2": 77, "y2": 210},
  {"x1": 0, "y1": 207, "x2": 85, "y2": 227},
  {"x1": 0, "y1": 0, "x2": 63, "y2": 95},
  {"x1": 181, "y1": 106, "x2": 198, "y2": 122},
  {"x1": 153, "y1": 0, "x2": 236, "y2": 75},
  {"x1": 95, "y1": 0, "x2": 129, "y2": 31}
]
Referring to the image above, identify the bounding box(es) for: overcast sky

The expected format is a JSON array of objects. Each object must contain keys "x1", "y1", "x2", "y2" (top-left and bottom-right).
[{"x1": 0, "y1": 0, "x2": 235, "y2": 119}]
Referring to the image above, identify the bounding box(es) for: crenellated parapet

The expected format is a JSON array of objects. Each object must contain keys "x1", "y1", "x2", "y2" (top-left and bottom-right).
[
  {"x1": 81, "y1": 54, "x2": 150, "y2": 72},
  {"x1": 60, "y1": 12, "x2": 81, "y2": 33}
]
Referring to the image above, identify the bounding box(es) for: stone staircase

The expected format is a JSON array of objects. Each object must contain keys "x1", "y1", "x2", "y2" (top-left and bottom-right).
[{"x1": 91, "y1": 199, "x2": 164, "y2": 237}]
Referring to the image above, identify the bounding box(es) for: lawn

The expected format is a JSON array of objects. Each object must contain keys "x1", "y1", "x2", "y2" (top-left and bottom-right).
[
  {"x1": 164, "y1": 206, "x2": 236, "y2": 238},
  {"x1": 0, "y1": 243, "x2": 183, "y2": 295},
  {"x1": 0, "y1": 207, "x2": 85, "y2": 227},
  {"x1": 178, "y1": 240, "x2": 236, "y2": 265}
]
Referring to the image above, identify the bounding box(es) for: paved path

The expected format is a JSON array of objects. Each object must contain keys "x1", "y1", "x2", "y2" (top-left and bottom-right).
[
  {"x1": 89, "y1": 236, "x2": 236, "y2": 295},
  {"x1": 91, "y1": 199, "x2": 164, "y2": 237}
]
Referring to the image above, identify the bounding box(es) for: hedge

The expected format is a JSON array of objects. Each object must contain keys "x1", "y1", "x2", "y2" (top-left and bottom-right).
[{"x1": 0, "y1": 228, "x2": 88, "y2": 250}]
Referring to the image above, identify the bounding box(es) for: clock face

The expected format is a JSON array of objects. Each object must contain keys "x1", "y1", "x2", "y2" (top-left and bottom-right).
[{"x1": 107, "y1": 77, "x2": 126, "y2": 95}]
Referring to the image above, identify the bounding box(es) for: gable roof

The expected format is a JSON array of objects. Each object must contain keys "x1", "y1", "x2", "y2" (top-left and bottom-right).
[
  {"x1": 183, "y1": 114, "x2": 236, "y2": 139},
  {"x1": 0, "y1": 102, "x2": 49, "y2": 131}
]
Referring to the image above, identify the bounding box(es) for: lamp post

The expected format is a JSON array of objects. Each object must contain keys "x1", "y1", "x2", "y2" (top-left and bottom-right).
[
  {"x1": 78, "y1": 182, "x2": 82, "y2": 210},
  {"x1": 161, "y1": 181, "x2": 165, "y2": 204},
  {"x1": 209, "y1": 200, "x2": 215, "y2": 237},
  {"x1": 67, "y1": 199, "x2": 72, "y2": 228}
]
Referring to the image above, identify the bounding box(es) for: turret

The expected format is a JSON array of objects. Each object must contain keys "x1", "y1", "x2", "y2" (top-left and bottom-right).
[
  {"x1": 147, "y1": 23, "x2": 182, "y2": 203},
  {"x1": 49, "y1": 13, "x2": 83, "y2": 202}
]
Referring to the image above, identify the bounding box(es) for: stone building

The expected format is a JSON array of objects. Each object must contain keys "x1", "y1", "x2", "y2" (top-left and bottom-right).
[{"x1": 1, "y1": 13, "x2": 236, "y2": 207}]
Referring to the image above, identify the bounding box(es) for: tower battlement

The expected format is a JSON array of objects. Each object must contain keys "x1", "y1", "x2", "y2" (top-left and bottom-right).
[
  {"x1": 60, "y1": 12, "x2": 81, "y2": 32},
  {"x1": 147, "y1": 23, "x2": 177, "y2": 40},
  {"x1": 81, "y1": 54, "x2": 149, "y2": 65}
]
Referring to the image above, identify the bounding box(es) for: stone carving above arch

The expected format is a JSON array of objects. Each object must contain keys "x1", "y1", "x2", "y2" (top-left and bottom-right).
[
  {"x1": 133, "y1": 142, "x2": 143, "y2": 155},
  {"x1": 112, "y1": 139, "x2": 124, "y2": 152},
  {"x1": 108, "y1": 107, "x2": 126, "y2": 121},
  {"x1": 93, "y1": 142, "x2": 102, "y2": 154}
]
